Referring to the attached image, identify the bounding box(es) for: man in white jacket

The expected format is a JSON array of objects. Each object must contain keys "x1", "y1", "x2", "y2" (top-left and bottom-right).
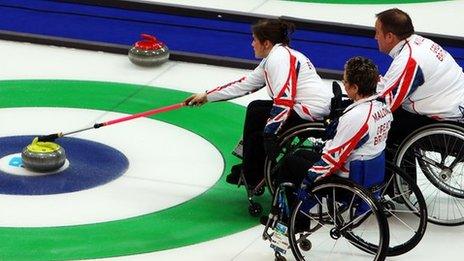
[{"x1": 375, "y1": 8, "x2": 464, "y2": 150}]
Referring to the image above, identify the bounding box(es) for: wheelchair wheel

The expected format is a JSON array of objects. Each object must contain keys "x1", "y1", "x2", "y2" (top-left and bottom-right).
[
  {"x1": 288, "y1": 178, "x2": 389, "y2": 261},
  {"x1": 395, "y1": 123, "x2": 464, "y2": 226},
  {"x1": 248, "y1": 202, "x2": 262, "y2": 217},
  {"x1": 264, "y1": 122, "x2": 326, "y2": 195},
  {"x1": 376, "y1": 162, "x2": 427, "y2": 256}
]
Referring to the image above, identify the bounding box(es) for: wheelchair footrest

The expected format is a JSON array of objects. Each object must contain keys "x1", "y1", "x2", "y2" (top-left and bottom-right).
[{"x1": 231, "y1": 139, "x2": 243, "y2": 159}]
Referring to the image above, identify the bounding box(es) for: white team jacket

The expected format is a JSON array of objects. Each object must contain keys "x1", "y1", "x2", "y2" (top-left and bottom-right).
[
  {"x1": 378, "y1": 34, "x2": 464, "y2": 122},
  {"x1": 309, "y1": 96, "x2": 393, "y2": 178},
  {"x1": 206, "y1": 44, "x2": 333, "y2": 134}
]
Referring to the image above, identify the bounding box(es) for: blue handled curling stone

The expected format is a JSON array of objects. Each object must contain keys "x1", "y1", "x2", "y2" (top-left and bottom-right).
[
  {"x1": 128, "y1": 34, "x2": 169, "y2": 66},
  {"x1": 21, "y1": 137, "x2": 66, "y2": 172}
]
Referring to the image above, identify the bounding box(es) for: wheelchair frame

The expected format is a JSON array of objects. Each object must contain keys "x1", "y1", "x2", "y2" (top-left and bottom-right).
[{"x1": 261, "y1": 121, "x2": 428, "y2": 260}]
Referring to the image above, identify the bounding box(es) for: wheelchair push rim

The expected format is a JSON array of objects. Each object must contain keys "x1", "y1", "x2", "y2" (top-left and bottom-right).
[
  {"x1": 395, "y1": 123, "x2": 464, "y2": 226},
  {"x1": 264, "y1": 122, "x2": 326, "y2": 195}
]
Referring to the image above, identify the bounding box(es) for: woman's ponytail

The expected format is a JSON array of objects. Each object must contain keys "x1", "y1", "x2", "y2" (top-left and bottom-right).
[{"x1": 252, "y1": 19, "x2": 295, "y2": 45}]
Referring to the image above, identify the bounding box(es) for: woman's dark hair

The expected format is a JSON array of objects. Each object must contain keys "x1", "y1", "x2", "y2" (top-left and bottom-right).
[
  {"x1": 344, "y1": 56, "x2": 379, "y2": 97},
  {"x1": 376, "y1": 8, "x2": 414, "y2": 39},
  {"x1": 252, "y1": 19, "x2": 295, "y2": 45}
]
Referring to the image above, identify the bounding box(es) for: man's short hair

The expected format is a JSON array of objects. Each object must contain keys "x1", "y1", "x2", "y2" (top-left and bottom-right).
[
  {"x1": 344, "y1": 56, "x2": 379, "y2": 97},
  {"x1": 376, "y1": 8, "x2": 414, "y2": 39}
]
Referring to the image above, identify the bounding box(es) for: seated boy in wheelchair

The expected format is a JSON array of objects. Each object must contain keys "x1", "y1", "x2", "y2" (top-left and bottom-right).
[{"x1": 262, "y1": 56, "x2": 393, "y2": 253}]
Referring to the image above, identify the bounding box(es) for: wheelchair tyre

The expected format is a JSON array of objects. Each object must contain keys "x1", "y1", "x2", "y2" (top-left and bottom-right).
[
  {"x1": 289, "y1": 178, "x2": 389, "y2": 261},
  {"x1": 264, "y1": 122, "x2": 326, "y2": 195},
  {"x1": 394, "y1": 123, "x2": 464, "y2": 226},
  {"x1": 378, "y1": 162, "x2": 427, "y2": 256}
]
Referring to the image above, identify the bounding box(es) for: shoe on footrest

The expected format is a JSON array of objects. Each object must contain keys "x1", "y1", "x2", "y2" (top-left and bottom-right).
[
  {"x1": 232, "y1": 139, "x2": 244, "y2": 159},
  {"x1": 226, "y1": 172, "x2": 240, "y2": 185},
  {"x1": 226, "y1": 164, "x2": 242, "y2": 185}
]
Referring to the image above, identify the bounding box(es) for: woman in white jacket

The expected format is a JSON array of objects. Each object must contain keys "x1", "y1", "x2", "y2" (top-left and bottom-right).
[{"x1": 184, "y1": 19, "x2": 332, "y2": 188}]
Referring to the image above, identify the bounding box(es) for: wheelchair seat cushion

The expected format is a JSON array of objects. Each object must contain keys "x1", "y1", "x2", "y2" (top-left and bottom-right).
[
  {"x1": 349, "y1": 151, "x2": 385, "y2": 189},
  {"x1": 349, "y1": 153, "x2": 386, "y2": 219}
]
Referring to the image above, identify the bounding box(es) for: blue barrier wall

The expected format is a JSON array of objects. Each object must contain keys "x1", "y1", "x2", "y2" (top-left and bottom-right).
[{"x1": 0, "y1": 0, "x2": 462, "y2": 74}]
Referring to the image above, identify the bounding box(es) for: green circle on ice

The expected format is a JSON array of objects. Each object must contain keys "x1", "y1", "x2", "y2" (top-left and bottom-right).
[{"x1": 0, "y1": 80, "x2": 266, "y2": 260}]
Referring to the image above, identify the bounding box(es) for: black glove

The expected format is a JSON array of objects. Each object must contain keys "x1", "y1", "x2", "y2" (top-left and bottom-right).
[
  {"x1": 263, "y1": 132, "x2": 279, "y2": 159},
  {"x1": 325, "y1": 118, "x2": 339, "y2": 140}
]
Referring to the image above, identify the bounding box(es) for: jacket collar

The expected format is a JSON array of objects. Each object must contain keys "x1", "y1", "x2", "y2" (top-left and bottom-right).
[
  {"x1": 388, "y1": 34, "x2": 415, "y2": 58},
  {"x1": 343, "y1": 94, "x2": 379, "y2": 113}
]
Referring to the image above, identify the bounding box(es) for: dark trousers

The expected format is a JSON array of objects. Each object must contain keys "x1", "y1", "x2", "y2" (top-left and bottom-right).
[
  {"x1": 386, "y1": 108, "x2": 437, "y2": 174},
  {"x1": 383, "y1": 108, "x2": 438, "y2": 190},
  {"x1": 276, "y1": 150, "x2": 320, "y2": 185},
  {"x1": 242, "y1": 100, "x2": 309, "y2": 186},
  {"x1": 276, "y1": 150, "x2": 321, "y2": 211},
  {"x1": 387, "y1": 108, "x2": 437, "y2": 153}
]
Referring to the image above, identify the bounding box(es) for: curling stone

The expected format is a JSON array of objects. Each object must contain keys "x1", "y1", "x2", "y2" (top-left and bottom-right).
[
  {"x1": 128, "y1": 34, "x2": 169, "y2": 66},
  {"x1": 21, "y1": 137, "x2": 66, "y2": 172}
]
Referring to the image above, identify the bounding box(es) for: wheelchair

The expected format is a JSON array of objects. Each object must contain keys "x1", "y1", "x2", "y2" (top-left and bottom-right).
[
  {"x1": 260, "y1": 95, "x2": 428, "y2": 258},
  {"x1": 262, "y1": 146, "x2": 428, "y2": 260},
  {"x1": 393, "y1": 122, "x2": 464, "y2": 226},
  {"x1": 231, "y1": 82, "x2": 345, "y2": 217}
]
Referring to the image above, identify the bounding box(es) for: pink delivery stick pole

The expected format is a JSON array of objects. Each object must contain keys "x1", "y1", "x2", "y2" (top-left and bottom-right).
[{"x1": 38, "y1": 102, "x2": 185, "y2": 141}]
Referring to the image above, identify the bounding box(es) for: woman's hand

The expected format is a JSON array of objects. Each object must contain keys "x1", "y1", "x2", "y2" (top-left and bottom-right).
[{"x1": 184, "y1": 93, "x2": 208, "y2": 106}]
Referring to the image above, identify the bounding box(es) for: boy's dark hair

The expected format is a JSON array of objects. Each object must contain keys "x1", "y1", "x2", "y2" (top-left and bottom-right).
[
  {"x1": 252, "y1": 19, "x2": 295, "y2": 45},
  {"x1": 376, "y1": 8, "x2": 414, "y2": 39},
  {"x1": 344, "y1": 56, "x2": 379, "y2": 97}
]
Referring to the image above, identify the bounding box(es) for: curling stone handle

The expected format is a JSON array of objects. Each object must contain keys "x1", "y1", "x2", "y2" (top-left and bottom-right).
[
  {"x1": 37, "y1": 133, "x2": 63, "y2": 142},
  {"x1": 141, "y1": 34, "x2": 157, "y2": 42}
]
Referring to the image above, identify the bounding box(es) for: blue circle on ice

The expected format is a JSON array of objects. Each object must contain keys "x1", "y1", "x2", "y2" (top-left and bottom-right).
[{"x1": 0, "y1": 136, "x2": 128, "y2": 195}]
